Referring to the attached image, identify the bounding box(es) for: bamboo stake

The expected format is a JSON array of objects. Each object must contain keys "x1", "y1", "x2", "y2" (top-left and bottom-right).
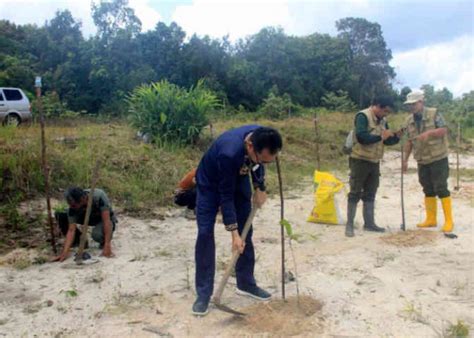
[
  {"x1": 313, "y1": 118, "x2": 321, "y2": 171},
  {"x1": 400, "y1": 140, "x2": 406, "y2": 231},
  {"x1": 276, "y1": 156, "x2": 285, "y2": 300},
  {"x1": 455, "y1": 122, "x2": 461, "y2": 191},
  {"x1": 37, "y1": 85, "x2": 57, "y2": 254}
]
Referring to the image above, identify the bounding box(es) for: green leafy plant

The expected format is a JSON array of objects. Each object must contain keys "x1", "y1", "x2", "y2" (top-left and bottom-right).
[
  {"x1": 63, "y1": 290, "x2": 78, "y2": 298},
  {"x1": 321, "y1": 90, "x2": 357, "y2": 112},
  {"x1": 258, "y1": 90, "x2": 299, "y2": 120},
  {"x1": 32, "y1": 91, "x2": 80, "y2": 119},
  {"x1": 127, "y1": 80, "x2": 219, "y2": 145},
  {"x1": 446, "y1": 320, "x2": 470, "y2": 338},
  {"x1": 53, "y1": 202, "x2": 68, "y2": 214},
  {"x1": 0, "y1": 193, "x2": 27, "y2": 231},
  {"x1": 280, "y1": 218, "x2": 300, "y2": 301}
]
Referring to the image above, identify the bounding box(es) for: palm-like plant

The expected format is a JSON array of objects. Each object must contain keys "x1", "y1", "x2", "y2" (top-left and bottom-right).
[{"x1": 127, "y1": 80, "x2": 219, "y2": 144}]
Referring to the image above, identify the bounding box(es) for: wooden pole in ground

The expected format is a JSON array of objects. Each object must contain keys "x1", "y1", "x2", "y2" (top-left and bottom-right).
[
  {"x1": 276, "y1": 156, "x2": 285, "y2": 300},
  {"x1": 75, "y1": 161, "x2": 100, "y2": 265},
  {"x1": 455, "y1": 122, "x2": 461, "y2": 190},
  {"x1": 400, "y1": 141, "x2": 406, "y2": 231},
  {"x1": 36, "y1": 78, "x2": 57, "y2": 254},
  {"x1": 313, "y1": 118, "x2": 321, "y2": 171}
]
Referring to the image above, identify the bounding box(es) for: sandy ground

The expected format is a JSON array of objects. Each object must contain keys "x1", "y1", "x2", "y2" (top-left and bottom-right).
[{"x1": 0, "y1": 151, "x2": 473, "y2": 337}]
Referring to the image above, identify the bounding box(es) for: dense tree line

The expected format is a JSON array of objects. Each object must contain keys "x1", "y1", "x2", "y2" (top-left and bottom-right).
[{"x1": 0, "y1": 0, "x2": 471, "y2": 119}]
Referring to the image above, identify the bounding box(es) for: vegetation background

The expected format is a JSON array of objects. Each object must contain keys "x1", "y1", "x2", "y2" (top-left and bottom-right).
[{"x1": 0, "y1": 0, "x2": 472, "y2": 253}]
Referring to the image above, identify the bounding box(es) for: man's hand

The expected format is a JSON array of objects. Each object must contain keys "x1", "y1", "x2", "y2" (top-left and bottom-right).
[
  {"x1": 231, "y1": 230, "x2": 245, "y2": 254},
  {"x1": 395, "y1": 128, "x2": 405, "y2": 138},
  {"x1": 415, "y1": 132, "x2": 430, "y2": 142},
  {"x1": 402, "y1": 160, "x2": 409, "y2": 173},
  {"x1": 381, "y1": 129, "x2": 394, "y2": 141},
  {"x1": 253, "y1": 189, "x2": 267, "y2": 208},
  {"x1": 50, "y1": 251, "x2": 70, "y2": 262},
  {"x1": 101, "y1": 243, "x2": 115, "y2": 258}
]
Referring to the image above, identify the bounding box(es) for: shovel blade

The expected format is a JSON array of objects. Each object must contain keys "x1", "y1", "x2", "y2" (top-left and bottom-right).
[{"x1": 214, "y1": 302, "x2": 246, "y2": 316}]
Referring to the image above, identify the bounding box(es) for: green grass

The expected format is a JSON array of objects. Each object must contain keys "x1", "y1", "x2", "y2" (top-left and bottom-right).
[{"x1": 0, "y1": 110, "x2": 467, "y2": 217}]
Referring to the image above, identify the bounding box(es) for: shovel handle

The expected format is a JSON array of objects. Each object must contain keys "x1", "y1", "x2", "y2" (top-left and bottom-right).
[{"x1": 213, "y1": 204, "x2": 257, "y2": 304}]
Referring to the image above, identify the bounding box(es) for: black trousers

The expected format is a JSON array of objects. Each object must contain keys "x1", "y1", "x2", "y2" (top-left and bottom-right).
[
  {"x1": 418, "y1": 157, "x2": 450, "y2": 198},
  {"x1": 348, "y1": 157, "x2": 380, "y2": 203},
  {"x1": 55, "y1": 211, "x2": 81, "y2": 247}
]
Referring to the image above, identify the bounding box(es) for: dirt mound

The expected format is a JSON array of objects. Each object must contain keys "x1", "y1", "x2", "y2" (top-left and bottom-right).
[
  {"x1": 381, "y1": 230, "x2": 440, "y2": 247},
  {"x1": 240, "y1": 296, "x2": 324, "y2": 335}
]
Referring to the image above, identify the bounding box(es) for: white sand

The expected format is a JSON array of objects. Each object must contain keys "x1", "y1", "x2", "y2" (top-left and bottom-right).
[{"x1": 0, "y1": 151, "x2": 472, "y2": 337}]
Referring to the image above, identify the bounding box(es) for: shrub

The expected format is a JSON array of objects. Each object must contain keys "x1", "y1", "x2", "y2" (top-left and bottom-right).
[
  {"x1": 321, "y1": 90, "x2": 357, "y2": 112},
  {"x1": 127, "y1": 80, "x2": 219, "y2": 145},
  {"x1": 32, "y1": 91, "x2": 81, "y2": 119},
  {"x1": 258, "y1": 92, "x2": 299, "y2": 120}
]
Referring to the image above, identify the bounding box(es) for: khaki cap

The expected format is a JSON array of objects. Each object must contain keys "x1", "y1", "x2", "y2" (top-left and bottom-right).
[{"x1": 404, "y1": 91, "x2": 424, "y2": 104}]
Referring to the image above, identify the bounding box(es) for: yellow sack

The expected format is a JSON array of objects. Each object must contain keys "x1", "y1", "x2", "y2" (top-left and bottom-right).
[{"x1": 307, "y1": 171, "x2": 344, "y2": 225}]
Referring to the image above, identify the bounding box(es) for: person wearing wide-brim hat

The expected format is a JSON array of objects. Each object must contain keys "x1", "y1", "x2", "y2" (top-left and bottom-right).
[{"x1": 402, "y1": 91, "x2": 454, "y2": 233}]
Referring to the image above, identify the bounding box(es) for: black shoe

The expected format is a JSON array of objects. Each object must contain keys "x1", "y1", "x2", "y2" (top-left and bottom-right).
[
  {"x1": 236, "y1": 285, "x2": 271, "y2": 301},
  {"x1": 363, "y1": 224, "x2": 386, "y2": 233},
  {"x1": 192, "y1": 296, "x2": 210, "y2": 316}
]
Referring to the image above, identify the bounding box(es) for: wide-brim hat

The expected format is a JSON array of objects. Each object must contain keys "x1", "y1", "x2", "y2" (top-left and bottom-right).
[{"x1": 404, "y1": 91, "x2": 424, "y2": 104}]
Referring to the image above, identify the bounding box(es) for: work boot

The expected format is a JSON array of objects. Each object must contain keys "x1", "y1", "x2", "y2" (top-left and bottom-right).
[
  {"x1": 192, "y1": 296, "x2": 210, "y2": 316},
  {"x1": 417, "y1": 197, "x2": 437, "y2": 228},
  {"x1": 236, "y1": 285, "x2": 271, "y2": 301},
  {"x1": 363, "y1": 201, "x2": 385, "y2": 233},
  {"x1": 441, "y1": 196, "x2": 454, "y2": 233},
  {"x1": 345, "y1": 201, "x2": 357, "y2": 237}
]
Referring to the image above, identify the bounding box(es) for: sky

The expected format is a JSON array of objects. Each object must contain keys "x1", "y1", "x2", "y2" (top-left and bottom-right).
[{"x1": 1, "y1": 0, "x2": 473, "y2": 96}]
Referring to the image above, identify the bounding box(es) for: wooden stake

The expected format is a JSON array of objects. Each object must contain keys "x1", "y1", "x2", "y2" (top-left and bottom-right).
[
  {"x1": 455, "y1": 122, "x2": 461, "y2": 190},
  {"x1": 276, "y1": 156, "x2": 285, "y2": 300},
  {"x1": 75, "y1": 161, "x2": 100, "y2": 265},
  {"x1": 313, "y1": 118, "x2": 321, "y2": 171},
  {"x1": 37, "y1": 86, "x2": 57, "y2": 254},
  {"x1": 400, "y1": 141, "x2": 406, "y2": 231}
]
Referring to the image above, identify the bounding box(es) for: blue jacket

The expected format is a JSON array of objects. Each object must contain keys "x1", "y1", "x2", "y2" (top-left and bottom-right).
[{"x1": 196, "y1": 125, "x2": 265, "y2": 226}]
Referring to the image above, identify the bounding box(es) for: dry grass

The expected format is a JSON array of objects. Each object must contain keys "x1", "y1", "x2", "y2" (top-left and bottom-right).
[
  {"x1": 380, "y1": 230, "x2": 440, "y2": 247},
  {"x1": 238, "y1": 295, "x2": 324, "y2": 336}
]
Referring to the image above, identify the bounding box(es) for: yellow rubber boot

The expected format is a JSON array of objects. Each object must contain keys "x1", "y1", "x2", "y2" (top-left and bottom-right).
[
  {"x1": 441, "y1": 196, "x2": 454, "y2": 233},
  {"x1": 417, "y1": 197, "x2": 437, "y2": 228}
]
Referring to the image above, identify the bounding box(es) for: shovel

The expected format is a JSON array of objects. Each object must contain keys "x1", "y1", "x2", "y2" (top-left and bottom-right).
[{"x1": 212, "y1": 203, "x2": 258, "y2": 316}]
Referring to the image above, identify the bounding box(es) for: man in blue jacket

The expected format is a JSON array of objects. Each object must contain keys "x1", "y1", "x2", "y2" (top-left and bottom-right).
[{"x1": 192, "y1": 125, "x2": 283, "y2": 316}]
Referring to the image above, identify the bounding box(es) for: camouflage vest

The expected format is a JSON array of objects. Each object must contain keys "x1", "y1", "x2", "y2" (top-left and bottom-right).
[
  {"x1": 405, "y1": 107, "x2": 448, "y2": 165},
  {"x1": 350, "y1": 108, "x2": 385, "y2": 163}
]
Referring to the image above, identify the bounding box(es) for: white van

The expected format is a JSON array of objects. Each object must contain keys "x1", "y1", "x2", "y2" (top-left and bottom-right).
[{"x1": 0, "y1": 87, "x2": 32, "y2": 126}]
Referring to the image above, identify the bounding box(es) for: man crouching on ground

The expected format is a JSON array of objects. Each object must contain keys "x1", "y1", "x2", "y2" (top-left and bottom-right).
[
  {"x1": 192, "y1": 125, "x2": 283, "y2": 316},
  {"x1": 52, "y1": 187, "x2": 117, "y2": 262}
]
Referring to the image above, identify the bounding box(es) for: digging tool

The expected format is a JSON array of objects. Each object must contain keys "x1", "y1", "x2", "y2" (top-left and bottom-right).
[
  {"x1": 400, "y1": 138, "x2": 406, "y2": 231},
  {"x1": 212, "y1": 203, "x2": 258, "y2": 316},
  {"x1": 75, "y1": 160, "x2": 100, "y2": 265}
]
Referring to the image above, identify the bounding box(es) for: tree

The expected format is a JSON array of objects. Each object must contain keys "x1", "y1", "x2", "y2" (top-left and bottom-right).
[
  {"x1": 336, "y1": 17, "x2": 395, "y2": 107},
  {"x1": 138, "y1": 22, "x2": 185, "y2": 84},
  {"x1": 92, "y1": 0, "x2": 142, "y2": 43}
]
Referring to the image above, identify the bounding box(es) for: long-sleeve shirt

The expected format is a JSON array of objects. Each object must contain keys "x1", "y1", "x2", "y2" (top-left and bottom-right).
[
  {"x1": 355, "y1": 113, "x2": 399, "y2": 146},
  {"x1": 196, "y1": 125, "x2": 265, "y2": 227}
]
